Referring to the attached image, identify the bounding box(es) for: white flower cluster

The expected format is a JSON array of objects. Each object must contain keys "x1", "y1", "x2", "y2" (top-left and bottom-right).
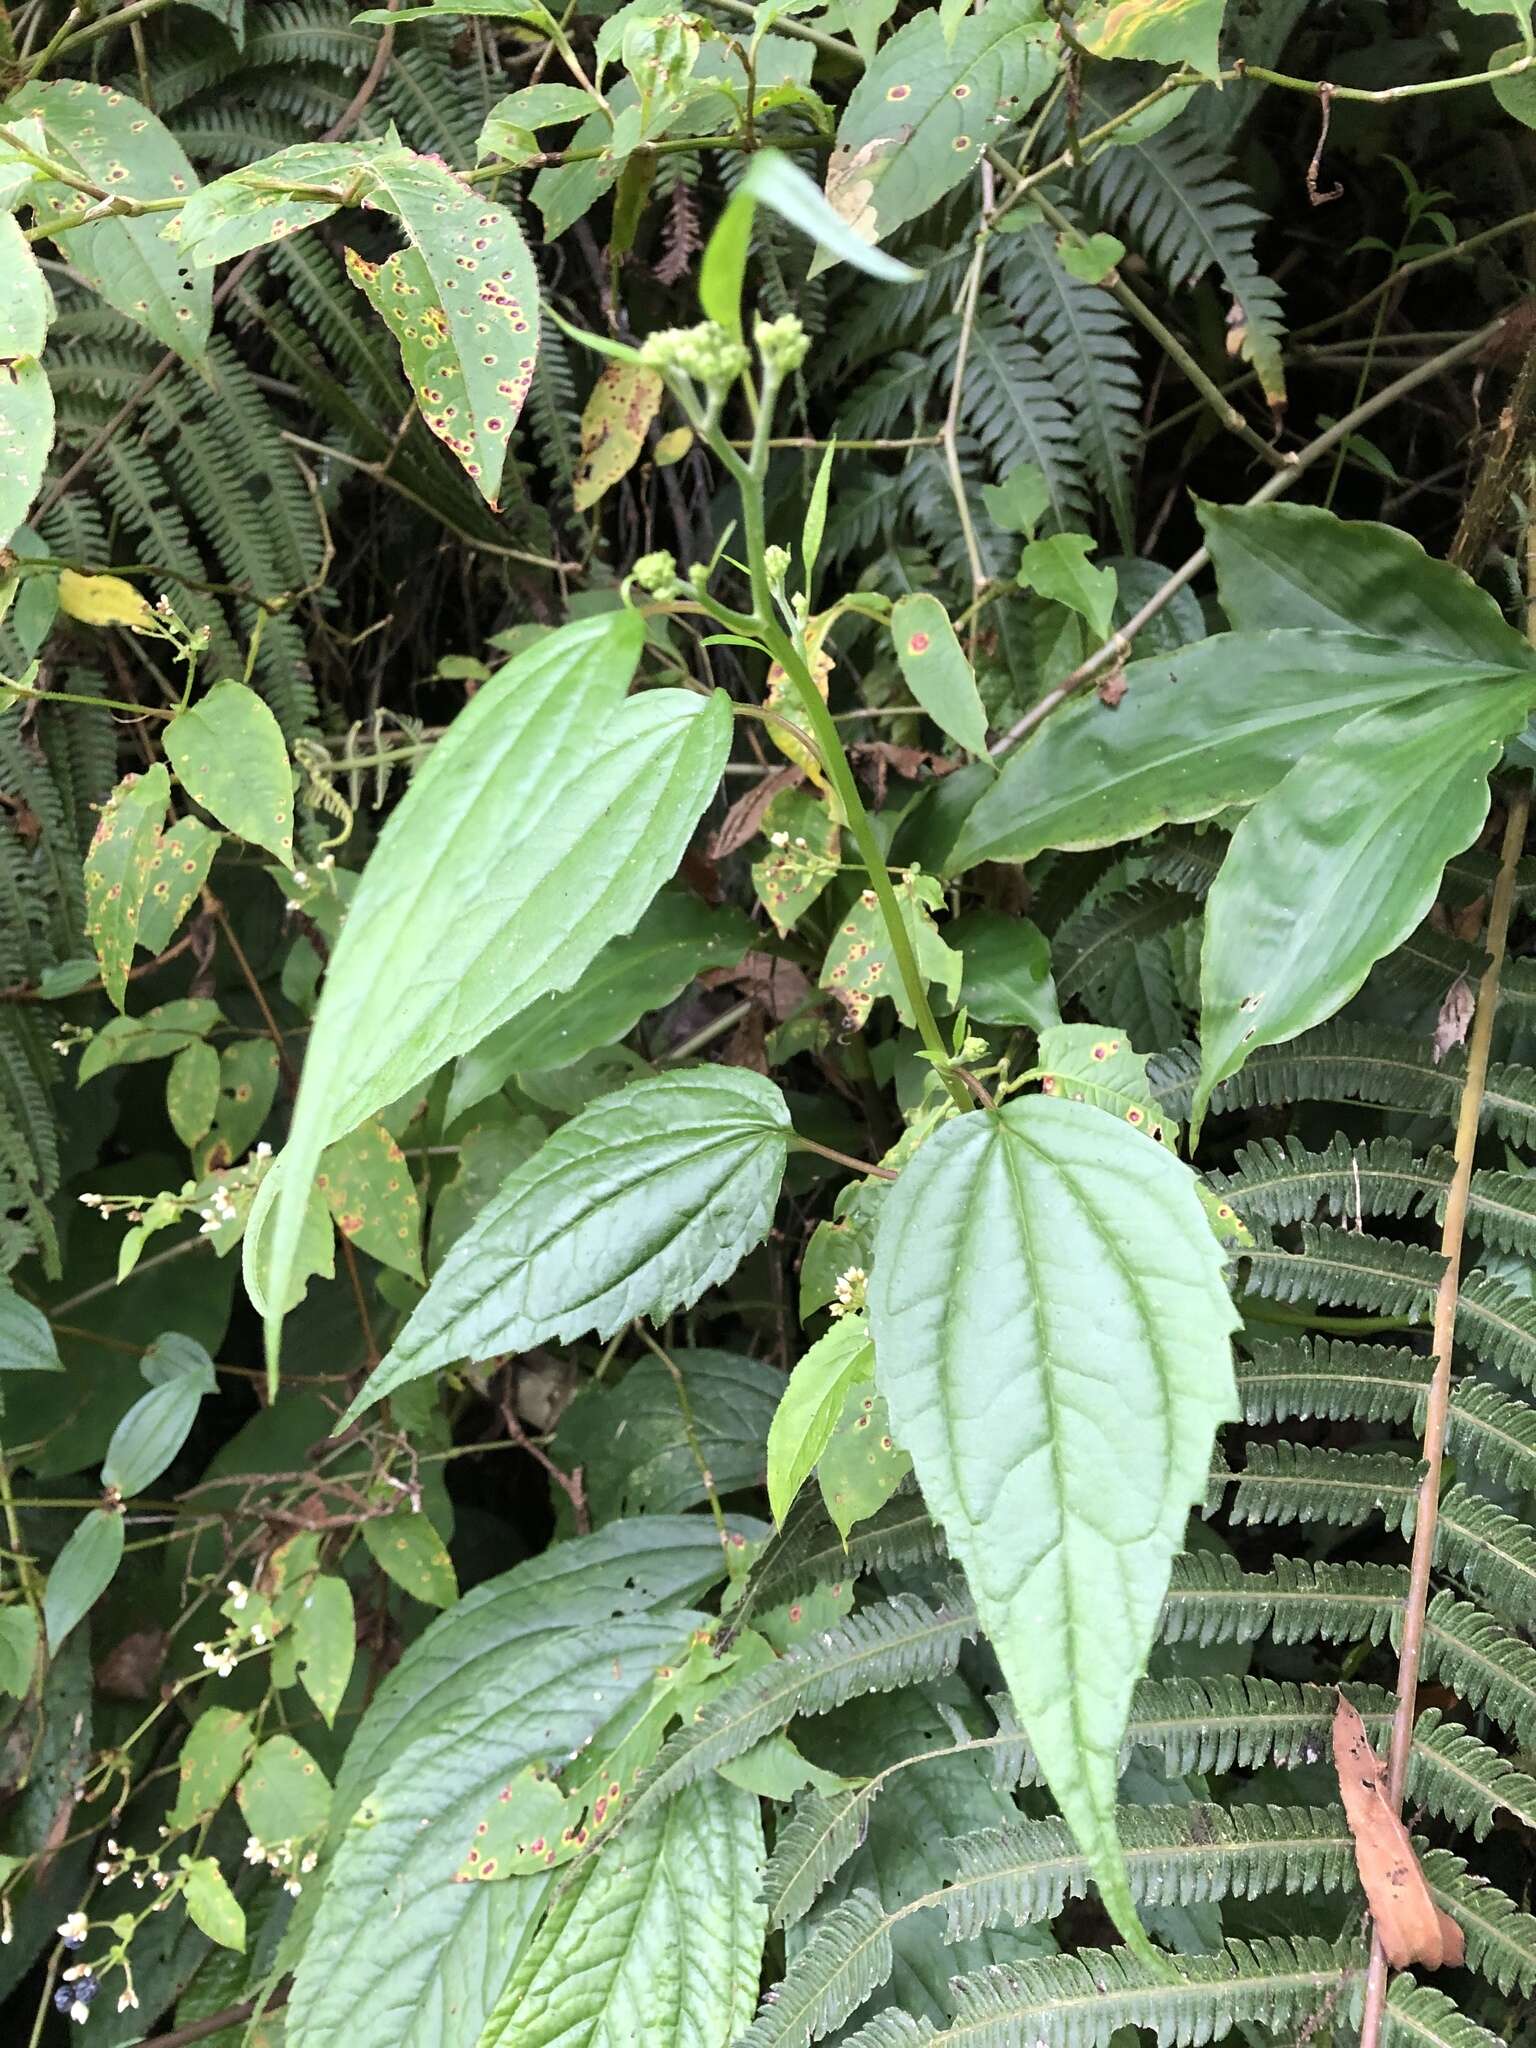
[
  {"x1": 829, "y1": 1265, "x2": 867, "y2": 1319},
  {"x1": 244, "y1": 1834, "x2": 318, "y2": 1896}
]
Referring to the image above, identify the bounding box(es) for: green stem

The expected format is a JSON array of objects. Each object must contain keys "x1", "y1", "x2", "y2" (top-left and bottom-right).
[{"x1": 3, "y1": 678, "x2": 171, "y2": 720}]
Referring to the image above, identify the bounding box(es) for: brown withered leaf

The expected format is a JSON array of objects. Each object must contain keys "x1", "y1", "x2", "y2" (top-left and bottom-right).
[
  {"x1": 1096, "y1": 666, "x2": 1128, "y2": 708},
  {"x1": 1333, "y1": 1694, "x2": 1464, "y2": 1970},
  {"x1": 94, "y1": 1627, "x2": 169, "y2": 1701},
  {"x1": 709, "y1": 766, "x2": 801, "y2": 861},
  {"x1": 1451, "y1": 894, "x2": 1487, "y2": 944},
  {"x1": 702, "y1": 951, "x2": 816, "y2": 1024},
  {"x1": 1432, "y1": 976, "x2": 1475, "y2": 1066}
]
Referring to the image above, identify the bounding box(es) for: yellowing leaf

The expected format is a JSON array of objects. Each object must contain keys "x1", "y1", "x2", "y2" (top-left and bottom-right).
[
  {"x1": 765, "y1": 618, "x2": 835, "y2": 789},
  {"x1": 84, "y1": 766, "x2": 171, "y2": 1009},
  {"x1": 57, "y1": 569, "x2": 153, "y2": 630},
  {"x1": 653, "y1": 424, "x2": 693, "y2": 466},
  {"x1": 1074, "y1": 0, "x2": 1229, "y2": 78},
  {"x1": 573, "y1": 362, "x2": 665, "y2": 511}
]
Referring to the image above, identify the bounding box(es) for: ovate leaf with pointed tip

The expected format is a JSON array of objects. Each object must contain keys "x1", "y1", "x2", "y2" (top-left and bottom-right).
[
  {"x1": 83, "y1": 765, "x2": 170, "y2": 1009},
  {"x1": 12, "y1": 82, "x2": 210, "y2": 361},
  {"x1": 479, "y1": 1776, "x2": 765, "y2": 2048},
  {"x1": 254, "y1": 611, "x2": 730, "y2": 1375},
  {"x1": 1075, "y1": 0, "x2": 1229, "y2": 77},
  {"x1": 165, "y1": 680, "x2": 294, "y2": 866},
  {"x1": 890, "y1": 594, "x2": 991, "y2": 758},
  {"x1": 817, "y1": 0, "x2": 1057, "y2": 264},
  {"x1": 1194, "y1": 677, "x2": 1536, "y2": 1134},
  {"x1": 948, "y1": 632, "x2": 1524, "y2": 872},
  {"x1": 44, "y1": 1509, "x2": 125, "y2": 1652},
  {"x1": 316, "y1": 1120, "x2": 423, "y2": 1283},
  {"x1": 342, "y1": 1067, "x2": 791, "y2": 1422},
  {"x1": 867, "y1": 1094, "x2": 1239, "y2": 1957},
  {"x1": 0, "y1": 1279, "x2": 61, "y2": 1374}
]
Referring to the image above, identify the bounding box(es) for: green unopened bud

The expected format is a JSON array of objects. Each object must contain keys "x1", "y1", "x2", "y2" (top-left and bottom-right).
[
  {"x1": 755, "y1": 313, "x2": 810, "y2": 377},
  {"x1": 631, "y1": 549, "x2": 680, "y2": 597},
  {"x1": 639, "y1": 321, "x2": 751, "y2": 389},
  {"x1": 688, "y1": 561, "x2": 711, "y2": 594},
  {"x1": 762, "y1": 544, "x2": 792, "y2": 586}
]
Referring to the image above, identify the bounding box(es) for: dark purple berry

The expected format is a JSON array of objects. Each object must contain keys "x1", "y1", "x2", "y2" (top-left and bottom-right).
[{"x1": 54, "y1": 1986, "x2": 73, "y2": 2013}]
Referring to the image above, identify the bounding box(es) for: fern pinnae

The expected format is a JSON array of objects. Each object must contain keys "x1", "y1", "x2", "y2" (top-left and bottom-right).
[
  {"x1": 1446, "y1": 1378, "x2": 1536, "y2": 1494},
  {"x1": 1211, "y1": 1133, "x2": 1443, "y2": 1230},
  {"x1": 1375, "y1": 1972, "x2": 1508, "y2": 2048},
  {"x1": 1419, "y1": 1847, "x2": 1536, "y2": 1998},
  {"x1": 1234, "y1": 1335, "x2": 1432, "y2": 1427},
  {"x1": 765, "y1": 1790, "x2": 872, "y2": 1931},
  {"x1": 1455, "y1": 1270, "x2": 1536, "y2": 1391},
  {"x1": 1422, "y1": 1591, "x2": 1536, "y2": 1751},
  {"x1": 1224, "y1": 1441, "x2": 1422, "y2": 1536},
  {"x1": 1238, "y1": 1222, "x2": 1443, "y2": 1315},
  {"x1": 1160, "y1": 1552, "x2": 1406, "y2": 1649},
  {"x1": 741, "y1": 1889, "x2": 893, "y2": 2048},
  {"x1": 1406, "y1": 1709, "x2": 1536, "y2": 1839},
  {"x1": 1435, "y1": 1484, "x2": 1536, "y2": 1628}
]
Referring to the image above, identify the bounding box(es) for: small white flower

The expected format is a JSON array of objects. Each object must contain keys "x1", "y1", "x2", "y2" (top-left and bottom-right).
[
  {"x1": 292, "y1": 870, "x2": 309, "y2": 887},
  {"x1": 250, "y1": 1623, "x2": 268, "y2": 1647},
  {"x1": 244, "y1": 1836, "x2": 265, "y2": 1864},
  {"x1": 284, "y1": 1877, "x2": 302, "y2": 1896},
  {"x1": 117, "y1": 1989, "x2": 139, "y2": 2014},
  {"x1": 57, "y1": 1913, "x2": 87, "y2": 1945},
  {"x1": 226, "y1": 1580, "x2": 249, "y2": 1610},
  {"x1": 255, "y1": 1141, "x2": 272, "y2": 1159},
  {"x1": 769, "y1": 830, "x2": 789, "y2": 849},
  {"x1": 62, "y1": 1964, "x2": 90, "y2": 1982},
  {"x1": 70, "y1": 1999, "x2": 91, "y2": 2024}
]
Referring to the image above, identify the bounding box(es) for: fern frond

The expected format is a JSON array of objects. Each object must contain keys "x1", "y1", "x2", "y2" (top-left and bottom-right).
[
  {"x1": 933, "y1": 301, "x2": 1090, "y2": 530},
  {"x1": 1375, "y1": 1971, "x2": 1507, "y2": 2048},
  {"x1": 846, "y1": 1937, "x2": 1361, "y2": 2048},
  {"x1": 749, "y1": 1489, "x2": 945, "y2": 1608},
  {"x1": 1235, "y1": 1336, "x2": 1432, "y2": 1426},
  {"x1": 1052, "y1": 883, "x2": 1197, "y2": 1009},
  {"x1": 765, "y1": 1791, "x2": 868, "y2": 1931},
  {"x1": 1149, "y1": 1025, "x2": 1492, "y2": 1129},
  {"x1": 741, "y1": 1890, "x2": 891, "y2": 2048},
  {"x1": 1128, "y1": 1674, "x2": 1392, "y2": 1778},
  {"x1": 1437, "y1": 1484, "x2": 1536, "y2": 1628},
  {"x1": 1420, "y1": 1847, "x2": 1536, "y2": 1997},
  {"x1": 944, "y1": 1803, "x2": 1355, "y2": 1941},
  {"x1": 1161, "y1": 1552, "x2": 1405, "y2": 1648},
  {"x1": 1422, "y1": 1591, "x2": 1536, "y2": 1750},
  {"x1": 1211, "y1": 1133, "x2": 1439, "y2": 1229},
  {"x1": 1407, "y1": 1708, "x2": 1536, "y2": 1839},
  {"x1": 1239, "y1": 1223, "x2": 1442, "y2": 1314},
  {"x1": 1447, "y1": 1379, "x2": 1536, "y2": 1494},
  {"x1": 1224, "y1": 1441, "x2": 1421, "y2": 1535},
  {"x1": 1456, "y1": 1271, "x2": 1536, "y2": 1391}
]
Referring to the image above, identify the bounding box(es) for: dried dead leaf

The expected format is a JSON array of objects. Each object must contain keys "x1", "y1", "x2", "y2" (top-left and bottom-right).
[
  {"x1": 709, "y1": 766, "x2": 801, "y2": 861},
  {"x1": 1333, "y1": 1693, "x2": 1464, "y2": 1971},
  {"x1": 1433, "y1": 976, "x2": 1475, "y2": 1066}
]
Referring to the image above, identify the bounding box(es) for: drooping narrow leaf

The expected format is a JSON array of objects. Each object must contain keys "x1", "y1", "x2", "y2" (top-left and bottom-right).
[
  {"x1": 867, "y1": 1095, "x2": 1239, "y2": 1957},
  {"x1": 12, "y1": 82, "x2": 210, "y2": 361},
  {"x1": 44, "y1": 1508, "x2": 126, "y2": 1652},
  {"x1": 948, "y1": 632, "x2": 1524, "y2": 872},
  {"x1": 252, "y1": 611, "x2": 731, "y2": 1375},
  {"x1": 890, "y1": 594, "x2": 991, "y2": 758},
  {"x1": 1194, "y1": 677, "x2": 1536, "y2": 1134},
  {"x1": 479, "y1": 1776, "x2": 765, "y2": 2048},
  {"x1": 164, "y1": 680, "x2": 295, "y2": 867},
  {"x1": 83, "y1": 765, "x2": 171, "y2": 1010},
  {"x1": 341, "y1": 1067, "x2": 791, "y2": 1422}
]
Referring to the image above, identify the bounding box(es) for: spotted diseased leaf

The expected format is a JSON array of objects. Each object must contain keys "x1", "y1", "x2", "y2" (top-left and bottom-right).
[
  {"x1": 573, "y1": 361, "x2": 665, "y2": 511},
  {"x1": 11, "y1": 82, "x2": 210, "y2": 361},
  {"x1": 171, "y1": 1708, "x2": 255, "y2": 1829},
  {"x1": 362, "y1": 1509, "x2": 458, "y2": 1608},
  {"x1": 1034, "y1": 1022, "x2": 1177, "y2": 1149},
  {"x1": 0, "y1": 216, "x2": 54, "y2": 549},
  {"x1": 83, "y1": 764, "x2": 171, "y2": 1009},
  {"x1": 890, "y1": 593, "x2": 991, "y2": 758},
  {"x1": 818, "y1": 0, "x2": 1057, "y2": 263},
  {"x1": 203, "y1": 1039, "x2": 280, "y2": 1167},
  {"x1": 316, "y1": 1120, "x2": 424, "y2": 1284},
  {"x1": 818, "y1": 1379, "x2": 912, "y2": 1541},
  {"x1": 137, "y1": 816, "x2": 220, "y2": 955},
  {"x1": 1075, "y1": 0, "x2": 1230, "y2": 77},
  {"x1": 344, "y1": 155, "x2": 538, "y2": 508},
  {"x1": 820, "y1": 868, "x2": 961, "y2": 1030},
  {"x1": 868, "y1": 1095, "x2": 1240, "y2": 1961},
  {"x1": 238, "y1": 1735, "x2": 332, "y2": 1848},
  {"x1": 166, "y1": 139, "x2": 393, "y2": 267},
  {"x1": 752, "y1": 786, "x2": 841, "y2": 937},
  {"x1": 165, "y1": 680, "x2": 295, "y2": 867},
  {"x1": 167, "y1": 1039, "x2": 221, "y2": 1149}
]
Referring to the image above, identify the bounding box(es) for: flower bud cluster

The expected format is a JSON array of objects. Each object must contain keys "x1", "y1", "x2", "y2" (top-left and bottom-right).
[
  {"x1": 755, "y1": 313, "x2": 809, "y2": 377},
  {"x1": 640, "y1": 321, "x2": 750, "y2": 389}
]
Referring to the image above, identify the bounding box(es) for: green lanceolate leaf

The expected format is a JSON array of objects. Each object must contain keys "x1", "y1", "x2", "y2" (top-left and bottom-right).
[
  {"x1": 251, "y1": 611, "x2": 730, "y2": 1378},
  {"x1": 83, "y1": 764, "x2": 171, "y2": 1010},
  {"x1": 948, "y1": 632, "x2": 1526, "y2": 872},
  {"x1": 0, "y1": 216, "x2": 54, "y2": 549},
  {"x1": 101, "y1": 1371, "x2": 210, "y2": 1495},
  {"x1": 444, "y1": 890, "x2": 752, "y2": 1121},
  {"x1": 890, "y1": 594, "x2": 991, "y2": 758},
  {"x1": 1194, "y1": 676, "x2": 1536, "y2": 1134},
  {"x1": 479, "y1": 1775, "x2": 765, "y2": 2048},
  {"x1": 164, "y1": 680, "x2": 295, "y2": 867},
  {"x1": 12, "y1": 82, "x2": 211, "y2": 361},
  {"x1": 1198, "y1": 500, "x2": 1536, "y2": 665},
  {"x1": 867, "y1": 1094, "x2": 1239, "y2": 1958},
  {"x1": 341, "y1": 1067, "x2": 791, "y2": 1422},
  {"x1": 818, "y1": 0, "x2": 1057, "y2": 262},
  {"x1": 167, "y1": 139, "x2": 396, "y2": 267},
  {"x1": 361, "y1": 1510, "x2": 457, "y2": 1608},
  {"x1": 768, "y1": 1316, "x2": 877, "y2": 1526},
  {"x1": 44, "y1": 1508, "x2": 125, "y2": 1652},
  {"x1": 0, "y1": 1278, "x2": 61, "y2": 1373},
  {"x1": 284, "y1": 1519, "x2": 735, "y2": 2048}
]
